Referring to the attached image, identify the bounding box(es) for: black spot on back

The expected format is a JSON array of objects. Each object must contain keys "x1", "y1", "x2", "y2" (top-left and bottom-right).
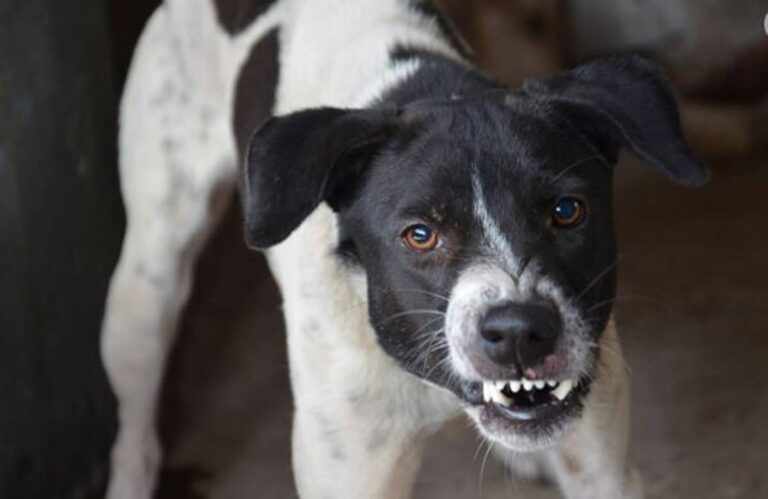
[
  {"x1": 233, "y1": 28, "x2": 279, "y2": 158},
  {"x1": 214, "y1": 0, "x2": 276, "y2": 35}
]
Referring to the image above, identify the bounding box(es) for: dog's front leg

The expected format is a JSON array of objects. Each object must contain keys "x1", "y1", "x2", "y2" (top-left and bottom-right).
[
  {"x1": 547, "y1": 323, "x2": 644, "y2": 499},
  {"x1": 284, "y1": 313, "x2": 458, "y2": 499},
  {"x1": 292, "y1": 404, "x2": 424, "y2": 499}
]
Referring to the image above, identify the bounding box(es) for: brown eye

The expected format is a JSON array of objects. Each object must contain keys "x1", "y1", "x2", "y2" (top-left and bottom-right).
[
  {"x1": 403, "y1": 224, "x2": 439, "y2": 251},
  {"x1": 552, "y1": 197, "x2": 585, "y2": 228}
]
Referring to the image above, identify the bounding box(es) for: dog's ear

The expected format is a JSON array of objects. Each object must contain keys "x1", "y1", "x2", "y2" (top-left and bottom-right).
[
  {"x1": 523, "y1": 55, "x2": 709, "y2": 187},
  {"x1": 243, "y1": 107, "x2": 398, "y2": 249}
]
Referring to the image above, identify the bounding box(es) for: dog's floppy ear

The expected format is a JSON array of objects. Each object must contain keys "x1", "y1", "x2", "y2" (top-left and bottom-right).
[
  {"x1": 523, "y1": 55, "x2": 709, "y2": 187},
  {"x1": 243, "y1": 107, "x2": 398, "y2": 249}
]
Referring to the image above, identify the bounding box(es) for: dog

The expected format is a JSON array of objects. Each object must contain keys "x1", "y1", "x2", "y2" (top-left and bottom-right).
[{"x1": 101, "y1": 0, "x2": 709, "y2": 497}]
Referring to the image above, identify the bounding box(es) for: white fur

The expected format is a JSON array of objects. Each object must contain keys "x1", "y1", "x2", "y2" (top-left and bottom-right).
[
  {"x1": 102, "y1": 1, "x2": 640, "y2": 498},
  {"x1": 472, "y1": 171, "x2": 520, "y2": 273}
]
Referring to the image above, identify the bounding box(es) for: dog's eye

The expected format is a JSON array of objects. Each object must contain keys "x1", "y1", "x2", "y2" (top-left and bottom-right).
[
  {"x1": 402, "y1": 224, "x2": 439, "y2": 251},
  {"x1": 552, "y1": 197, "x2": 585, "y2": 228}
]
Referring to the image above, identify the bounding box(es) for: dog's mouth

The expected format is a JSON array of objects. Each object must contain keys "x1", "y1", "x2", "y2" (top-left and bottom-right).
[
  {"x1": 460, "y1": 375, "x2": 590, "y2": 444},
  {"x1": 481, "y1": 377, "x2": 581, "y2": 416}
]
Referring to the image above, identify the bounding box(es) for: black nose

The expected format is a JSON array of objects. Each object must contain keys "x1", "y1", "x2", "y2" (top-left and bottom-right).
[{"x1": 480, "y1": 301, "x2": 561, "y2": 368}]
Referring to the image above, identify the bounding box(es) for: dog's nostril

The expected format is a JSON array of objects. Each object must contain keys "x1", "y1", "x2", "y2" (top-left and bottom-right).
[{"x1": 481, "y1": 328, "x2": 504, "y2": 343}]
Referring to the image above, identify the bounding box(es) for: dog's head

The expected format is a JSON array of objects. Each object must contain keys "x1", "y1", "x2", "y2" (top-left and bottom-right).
[{"x1": 243, "y1": 56, "x2": 707, "y2": 450}]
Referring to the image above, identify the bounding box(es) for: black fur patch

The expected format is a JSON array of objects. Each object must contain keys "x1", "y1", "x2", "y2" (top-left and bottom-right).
[
  {"x1": 233, "y1": 28, "x2": 279, "y2": 158},
  {"x1": 214, "y1": 0, "x2": 275, "y2": 35}
]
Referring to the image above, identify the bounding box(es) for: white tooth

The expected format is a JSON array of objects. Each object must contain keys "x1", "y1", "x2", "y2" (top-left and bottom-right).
[
  {"x1": 522, "y1": 379, "x2": 533, "y2": 391},
  {"x1": 509, "y1": 380, "x2": 521, "y2": 393},
  {"x1": 495, "y1": 381, "x2": 507, "y2": 390},
  {"x1": 552, "y1": 379, "x2": 574, "y2": 401},
  {"x1": 491, "y1": 387, "x2": 513, "y2": 406},
  {"x1": 534, "y1": 380, "x2": 546, "y2": 390},
  {"x1": 547, "y1": 380, "x2": 558, "y2": 388},
  {"x1": 483, "y1": 382, "x2": 492, "y2": 403}
]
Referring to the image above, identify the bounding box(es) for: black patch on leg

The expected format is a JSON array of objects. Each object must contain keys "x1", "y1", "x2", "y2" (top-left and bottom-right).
[
  {"x1": 214, "y1": 0, "x2": 276, "y2": 35},
  {"x1": 233, "y1": 28, "x2": 279, "y2": 157}
]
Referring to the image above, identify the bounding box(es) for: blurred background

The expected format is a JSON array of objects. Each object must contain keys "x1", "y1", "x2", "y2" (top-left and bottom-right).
[{"x1": 1, "y1": 0, "x2": 766, "y2": 498}]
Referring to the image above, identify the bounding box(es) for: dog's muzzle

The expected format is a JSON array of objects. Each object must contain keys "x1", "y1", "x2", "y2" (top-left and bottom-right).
[{"x1": 444, "y1": 263, "x2": 594, "y2": 450}]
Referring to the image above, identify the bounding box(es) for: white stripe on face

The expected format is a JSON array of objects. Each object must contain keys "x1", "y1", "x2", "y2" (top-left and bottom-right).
[{"x1": 471, "y1": 172, "x2": 519, "y2": 274}]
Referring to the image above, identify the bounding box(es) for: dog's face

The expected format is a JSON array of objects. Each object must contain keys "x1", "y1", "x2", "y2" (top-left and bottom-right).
[
  {"x1": 244, "y1": 56, "x2": 707, "y2": 450},
  {"x1": 336, "y1": 100, "x2": 617, "y2": 449}
]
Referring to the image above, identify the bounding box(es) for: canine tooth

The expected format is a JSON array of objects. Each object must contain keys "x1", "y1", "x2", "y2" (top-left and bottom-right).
[
  {"x1": 534, "y1": 380, "x2": 546, "y2": 390},
  {"x1": 547, "y1": 380, "x2": 558, "y2": 388},
  {"x1": 483, "y1": 382, "x2": 493, "y2": 403},
  {"x1": 490, "y1": 388, "x2": 513, "y2": 406},
  {"x1": 495, "y1": 381, "x2": 507, "y2": 390},
  {"x1": 522, "y1": 379, "x2": 533, "y2": 391},
  {"x1": 552, "y1": 379, "x2": 574, "y2": 401},
  {"x1": 509, "y1": 380, "x2": 521, "y2": 393}
]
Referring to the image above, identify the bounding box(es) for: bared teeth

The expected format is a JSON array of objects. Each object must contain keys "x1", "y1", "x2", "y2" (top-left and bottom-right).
[
  {"x1": 481, "y1": 378, "x2": 575, "y2": 407},
  {"x1": 490, "y1": 388, "x2": 513, "y2": 406},
  {"x1": 521, "y1": 379, "x2": 533, "y2": 391},
  {"x1": 552, "y1": 379, "x2": 574, "y2": 401}
]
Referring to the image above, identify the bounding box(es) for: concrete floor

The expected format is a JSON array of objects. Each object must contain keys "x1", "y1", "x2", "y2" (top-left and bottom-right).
[{"x1": 156, "y1": 154, "x2": 768, "y2": 499}]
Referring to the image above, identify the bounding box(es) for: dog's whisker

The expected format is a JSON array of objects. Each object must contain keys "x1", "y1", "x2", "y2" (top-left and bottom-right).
[
  {"x1": 573, "y1": 256, "x2": 622, "y2": 302},
  {"x1": 374, "y1": 308, "x2": 446, "y2": 327},
  {"x1": 390, "y1": 288, "x2": 451, "y2": 303},
  {"x1": 477, "y1": 439, "x2": 495, "y2": 494},
  {"x1": 473, "y1": 437, "x2": 489, "y2": 462},
  {"x1": 552, "y1": 153, "x2": 609, "y2": 181}
]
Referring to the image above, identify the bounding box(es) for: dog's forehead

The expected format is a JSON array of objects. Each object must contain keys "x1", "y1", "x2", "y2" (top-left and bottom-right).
[
  {"x1": 409, "y1": 98, "x2": 594, "y2": 171},
  {"x1": 368, "y1": 99, "x2": 600, "y2": 212}
]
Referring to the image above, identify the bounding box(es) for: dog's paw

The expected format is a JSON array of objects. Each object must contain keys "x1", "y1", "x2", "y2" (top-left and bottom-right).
[{"x1": 105, "y1": 429, "x2": 162, "y2": 499}]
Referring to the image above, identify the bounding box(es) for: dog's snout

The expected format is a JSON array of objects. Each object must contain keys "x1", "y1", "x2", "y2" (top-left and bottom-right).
[{"x1": 480, "y1": 302, "x2": 561, "y2": 369}]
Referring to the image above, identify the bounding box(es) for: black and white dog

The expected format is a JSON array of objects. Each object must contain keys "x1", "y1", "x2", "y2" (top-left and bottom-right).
[{"x1": 101, "y1": 0, "x2": 708, "y2": 497}]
